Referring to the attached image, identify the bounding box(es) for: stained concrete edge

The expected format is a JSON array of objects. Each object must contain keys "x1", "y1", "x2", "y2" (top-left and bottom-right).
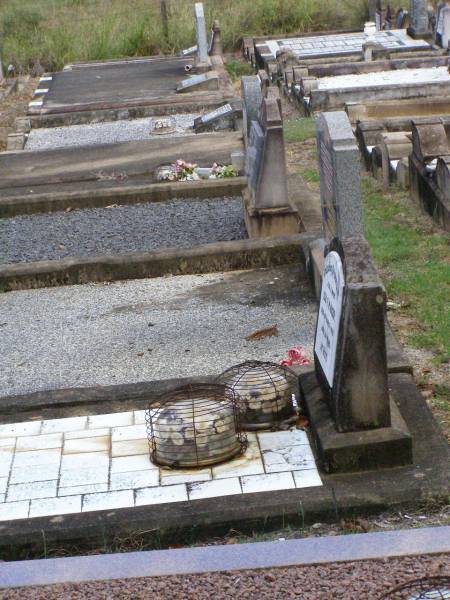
[
  {"x1": 0, "y1": 233, "x2": 313, "y2": 292},
  {"x1": 1, "y1": 526, "x2": 449, "y2": 589}
]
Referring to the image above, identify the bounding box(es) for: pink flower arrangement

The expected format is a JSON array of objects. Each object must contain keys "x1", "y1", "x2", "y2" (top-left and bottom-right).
[{"x1": 280, "y1": 346, "x2": 311, "y2": 367}]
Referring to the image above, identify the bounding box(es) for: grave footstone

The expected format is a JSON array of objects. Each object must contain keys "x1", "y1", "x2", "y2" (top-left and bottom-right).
[{"x1": 316, "y1": 112, "x2": 364, "y2": 241}]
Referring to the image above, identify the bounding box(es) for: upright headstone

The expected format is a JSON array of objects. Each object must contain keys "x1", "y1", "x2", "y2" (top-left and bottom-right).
[
  {"x1": 252, "y1": 96, "x2": 288, "y2": 210},
  {"x1": 0, "y1": 52, "x2": 4, "y2": 83},
  {"x1": 440, "y1": 6, "x2": 450, "y2": 48},
  {"x1": 368, "y1": 0, "x2": 377, "y2": 21},
  {"x1": 408, "y1": 0, "x2": 431, "y2": 37},
  {"x1": 314, "y1": 236, "x2": 391, "y2": 433},
  {"x1": 316, "y1": 112, "x2": 364, "y2": 242},
  {"x1": 241, "y1": 76, "x2": 263, "y2": 143},
  {"x1": 209, "y1": 20, "x2": 222, "y2": 56},
  {"x1": 194, "y1": 3, "x2": 209, "y2": 66}
]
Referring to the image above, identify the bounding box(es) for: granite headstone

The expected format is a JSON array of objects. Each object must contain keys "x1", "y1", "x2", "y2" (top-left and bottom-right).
[
  {"x1": 241, "y1": 76, "x2": 263, "y2": 142},
  {"x1": 316, "y1": 111, "x2": 364, "y2": 242},
  {"x1": 409, "y1": 0, "x2": 431, "y2": 36}
]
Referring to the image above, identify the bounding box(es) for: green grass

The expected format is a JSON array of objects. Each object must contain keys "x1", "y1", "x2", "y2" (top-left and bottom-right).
[
  {"x1": 302, "y1": 168, "x2": 320, "y2": 183},
  {"x1": 0, "y1": 0, "x2": 384, "y2": 73},
  {"x1": 284, "y1": 118, "x2": 317, "y2": 143},
  {"x1": 284, "y1": 117, "x2": 450, "y2": 365},
  {"x1": 226, "y1": 60, "x2": 254, "y2": 81},
  {"x1": 363, "y1": 179, "x2": 450, "y2": 363}
]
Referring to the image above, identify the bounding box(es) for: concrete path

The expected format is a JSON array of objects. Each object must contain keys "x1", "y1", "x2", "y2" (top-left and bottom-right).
[{"x1": 1, "y1": 526, "x2": 448, "y2": 588}]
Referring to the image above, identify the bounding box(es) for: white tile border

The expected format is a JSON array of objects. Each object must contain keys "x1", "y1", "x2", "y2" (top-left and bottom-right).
[{"x1": 0, "y1": 413, "x2": 322, "y2": 523}]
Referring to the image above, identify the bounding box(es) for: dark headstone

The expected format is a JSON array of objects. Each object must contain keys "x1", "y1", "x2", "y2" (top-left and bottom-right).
[
  {"x1": 246, "y1": 120, "x2": 265, "y2": 194},
  {"x1": 241, "y1": 76, "x2": 263, "y2": 142},
  {"x1": 316, "y1": 112, "x2": 364, "y2": 242},
  {"x1": 408, "y1": 0, "x2": 431, "y2": 37}
]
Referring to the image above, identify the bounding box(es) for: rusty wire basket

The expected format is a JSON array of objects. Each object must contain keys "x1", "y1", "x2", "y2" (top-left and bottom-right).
[
  {"x1": 145, "y1": 383, "x2": 247, "y2": 468},
  {"x1": 217, "y1": 361, "x2": 298, "y2": 431},
  {"x1": 379, "y1": 576, "x2": 450, "y2": 599}
]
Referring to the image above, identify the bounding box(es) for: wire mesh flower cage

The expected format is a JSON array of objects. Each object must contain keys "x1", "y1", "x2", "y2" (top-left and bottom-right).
[
  {"x1": 217, "y1": 361, "x2": 298, "y2": 430},
  {"x1": 379, "y1": 576, "x2": 450, "y2": 600},
  {"x1": 145, "y1": 383, "x2": 247, "y2": 468}
]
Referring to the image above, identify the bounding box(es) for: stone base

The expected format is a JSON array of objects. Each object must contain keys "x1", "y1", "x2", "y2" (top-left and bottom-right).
[
  {"x1": 300, "y1": 369, "x2": 413, "y2": 473},
  {"x1": 194, "y1": 60, "x2": 212, "y2": 74},
  {"x1": 407, "y1": 27, "x2": 433, "y2": 41},
  {"x1": 244, "y1": 193, "x2": 301, "y2": 239}
]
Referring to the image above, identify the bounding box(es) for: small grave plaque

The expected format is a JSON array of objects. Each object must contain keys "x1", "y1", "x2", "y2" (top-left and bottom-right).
[
  {"x1": 176, "y1": 71, "x2": 219, "y2": 93},
  {"x1": 179, "y1": 45, "x2": 197, "y2": 57},
  {"x1": 194, "y1": 102, "x2": 241, "y2": 133},
  {"x1": 314, "y1": 251, "x2": 344, "y2": 387},
  {"x1": 200, "y1": 103, "x2": 232, "y2": 123}
]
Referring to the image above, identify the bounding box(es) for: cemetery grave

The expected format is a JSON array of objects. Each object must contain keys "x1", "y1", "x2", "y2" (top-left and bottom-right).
[
  {"x1": 24, "y1": 7, "x2": 233, "y2": 128},
  {"x1": 409, "y1": 117, "x2": 450, "y2": 230},
  {"x1": 293, "y1": 66, "x2": 450, "y2": 115},
  {"x1": 0, "y1": 0, "x2": 448, "y2": 570}
]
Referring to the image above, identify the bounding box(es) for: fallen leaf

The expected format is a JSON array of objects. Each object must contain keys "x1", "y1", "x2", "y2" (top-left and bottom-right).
[
  {"x1": 296, "y1": 416, "x2": 309, "y2": 429},
  {"x1": 245, "y1": 325, "x2": 278, "y2": 342}
]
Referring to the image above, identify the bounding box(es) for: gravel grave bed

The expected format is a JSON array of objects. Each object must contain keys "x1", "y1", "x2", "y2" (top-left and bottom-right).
[
  {"x1": 1, "y1": 554, "x2": 448, "y2": 599},
  {"x1": 0, "y1": 196, "x2": 246, "y2": 264},
  {"x1": 25, "y1": 114, "x2": 201, "y2": 151},
  {"x1": 0, "y1": 265, "x2": 316, "y2": 396}
]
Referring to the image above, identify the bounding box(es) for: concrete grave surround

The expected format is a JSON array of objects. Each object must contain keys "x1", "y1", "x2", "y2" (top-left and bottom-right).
[
  {"x1": 258, "y1": 30, "x2": 429, "y2": 61},
  {"x1": 316, "y1": 67, "x2": 450, "y2": 91},
  {"x1": 316, "y1": 111, "x2": 364, "y2": 241},
  {"x1": 0, "y1": 412, "x2": 321, "y2": 522}
]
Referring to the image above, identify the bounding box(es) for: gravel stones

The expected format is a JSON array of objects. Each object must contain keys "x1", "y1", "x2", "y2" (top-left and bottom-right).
[
  {"x1": 0, "y1": 197, "x2": 246, "y2": 264},
  {"x1": 0, "y1": 265, "x2": 317, "y2": 397},
  {"x1": 25, "y1": 114, "x2": 201, "y2": 151}
]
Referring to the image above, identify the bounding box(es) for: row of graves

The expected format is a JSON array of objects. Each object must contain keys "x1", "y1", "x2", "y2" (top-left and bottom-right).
[
  {"x1": 244, "y1": 0, "x2": 450, "y2": 231},
  {"x1": 0, "y1": 5, "x2": 448, "y2": 558}
]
